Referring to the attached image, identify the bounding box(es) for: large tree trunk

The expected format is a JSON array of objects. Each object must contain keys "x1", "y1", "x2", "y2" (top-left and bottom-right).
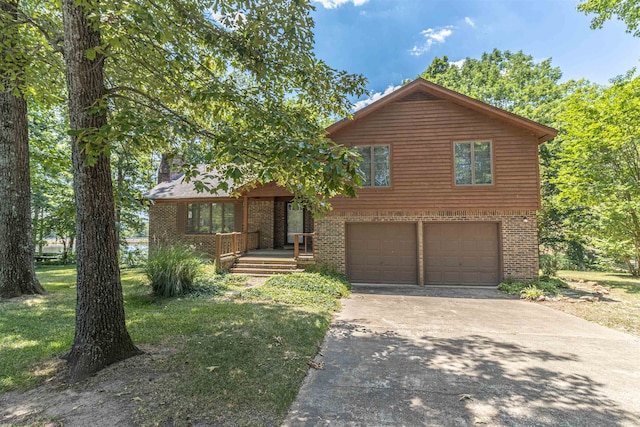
[
  {"x1": 62, "y1": 0, "x2": 140, "y2": 383},
  {"x1": 0, "y1": 0, "x2": 45, "y2": 298}
]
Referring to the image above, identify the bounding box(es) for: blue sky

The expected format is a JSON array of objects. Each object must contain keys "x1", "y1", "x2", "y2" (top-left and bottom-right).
[{"x1": 310, "y1": 0, "x2": 640, "y2": 103}]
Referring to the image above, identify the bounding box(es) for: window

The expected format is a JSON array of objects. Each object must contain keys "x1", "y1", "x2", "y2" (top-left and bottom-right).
[
  {"x1": 454, "y1": 141, "x2": 493, "y2": 185},
  {"x1": 187, "y1": 203, "x2": 235, "y2": 234},
  {"x1": 355, "y1": 145, "x2": 390, "y2": 187}
]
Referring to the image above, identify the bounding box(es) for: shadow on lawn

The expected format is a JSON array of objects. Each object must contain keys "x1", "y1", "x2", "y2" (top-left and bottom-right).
[{"x1": 288, "y1": 323, "x2": 640, "y2": 427}]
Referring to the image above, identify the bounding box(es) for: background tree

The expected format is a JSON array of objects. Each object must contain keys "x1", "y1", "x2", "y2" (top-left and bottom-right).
[
  {"x1": 420, "y1": 49, "x2": 564, "y2": 124},
  {"x1": 29, "y1": 107, "x2": 75, "y2": 258},
  {"x1": 0, "y1": 0, "x2": 45, "y2": 297},
  {"x1": 578, "y1": 0, "x2": 640, "y2": 37},
  {"x1": 555, "y1": 72, "x2": 640, "y2": 275}
]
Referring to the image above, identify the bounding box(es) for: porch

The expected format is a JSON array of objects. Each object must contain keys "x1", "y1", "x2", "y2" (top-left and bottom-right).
[{"x1": 215, "y1": 232, "x2": 315, "y2": 274}]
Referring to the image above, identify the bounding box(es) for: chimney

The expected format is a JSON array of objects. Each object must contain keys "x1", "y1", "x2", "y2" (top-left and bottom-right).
[
  {"x1": 157, "y1": 153, "x2": 171, "y2": 184},
  {"x1": 169, "y1": 156, "x2": 184, "y2": 181},
  {"x1": 157, "y1": 154, "x2": 184, "y2": 184}
]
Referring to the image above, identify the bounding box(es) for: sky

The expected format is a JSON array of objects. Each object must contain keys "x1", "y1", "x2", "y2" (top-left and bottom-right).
[{"x1": 309, "y1": 0, "x2": 640, "y2": 104}]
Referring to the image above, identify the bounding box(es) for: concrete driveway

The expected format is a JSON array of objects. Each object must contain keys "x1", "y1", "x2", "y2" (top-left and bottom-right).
[{"x1": 284, "y1": 285, "x2": 640, "y2": 426}]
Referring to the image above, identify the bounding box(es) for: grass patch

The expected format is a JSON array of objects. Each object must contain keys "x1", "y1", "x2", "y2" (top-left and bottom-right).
[
  {"x1": 1, "y1": 266, "x2": 342, "y2": 425},
  {"x1": 498, "y1": 276, "x2": 569, "y2": 299},
  {"x1": 553, "y1": 270, "x2": 640, "y2": 337},
  {"x1": 557, "y1": 270, "x2": 640, "y2": 294},
  {"x1": 239, "y1": 272, "x2": 351, "y2": 311}
]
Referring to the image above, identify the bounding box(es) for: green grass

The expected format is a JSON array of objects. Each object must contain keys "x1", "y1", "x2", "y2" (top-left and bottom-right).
[
  {"x1": 553, "y1": 270, "x2": 640, "y2": 336},
  {"x1": 239, "y1": 272, "x2": 351, "y2": 311},
  {"x1": 497, "y1": 270, "x2": 640, "y2": 336},
  {"x1": 1, "y1": 266, "x2": 343, "y2": 425},
  {"x1": 557, "y1": 270, "x2": 640, "y2": 294}
]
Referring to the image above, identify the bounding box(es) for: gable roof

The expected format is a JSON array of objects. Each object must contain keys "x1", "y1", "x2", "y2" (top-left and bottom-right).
[{"x1": 326, "y1": 78, "x2": 558, "y2": 143}]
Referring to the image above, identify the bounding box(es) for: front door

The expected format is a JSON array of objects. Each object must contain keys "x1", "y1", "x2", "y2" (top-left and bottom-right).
[{"x1": 287, "y1": 203, "x2": 304, "y2": 244}]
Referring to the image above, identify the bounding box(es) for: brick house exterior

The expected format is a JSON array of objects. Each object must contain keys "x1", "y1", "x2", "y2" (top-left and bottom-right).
[{"x1": 145, "y1": 78, "x2": 556, "y2": 285}]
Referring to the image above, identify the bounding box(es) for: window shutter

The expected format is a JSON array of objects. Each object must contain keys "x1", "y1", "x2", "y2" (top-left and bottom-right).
[
  {"x1": 234, "y1": 202, "x2": 243, "y2": 232},
  {"x1": 176, "y1": 203, "x2": 187, "y2": 234}
]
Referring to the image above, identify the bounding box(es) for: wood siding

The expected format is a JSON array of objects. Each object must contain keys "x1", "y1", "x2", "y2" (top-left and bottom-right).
[{"x1": 328, "y1": 98, "x2": 541, "y2": 211}]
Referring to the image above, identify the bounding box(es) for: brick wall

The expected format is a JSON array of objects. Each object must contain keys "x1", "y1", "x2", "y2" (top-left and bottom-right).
[
  {"x1": 248, "y1": 200, "x2": 274, "y2": 249},
  {"x1": 315, "y1": 209, "x2": 538, "y2": 282},
  {"x1": 304, "y1": 210, "x2": 314, "y2": 233},
  {"x1": 149, "y1": 199, "x2": 278, "y2": 258},
  {"x1": 148, "y1": 202, "x2": 218, "y2": 258}
]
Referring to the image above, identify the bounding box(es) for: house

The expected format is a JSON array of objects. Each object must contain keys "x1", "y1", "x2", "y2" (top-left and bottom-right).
[{"x1": 144, "y1": 78, "x2": 557, "y2": 286}]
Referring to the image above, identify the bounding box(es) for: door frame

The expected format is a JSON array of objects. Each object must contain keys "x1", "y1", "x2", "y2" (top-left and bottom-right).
[{"x1": 285, "y1": 202, "x2": 304, "y2": 245}]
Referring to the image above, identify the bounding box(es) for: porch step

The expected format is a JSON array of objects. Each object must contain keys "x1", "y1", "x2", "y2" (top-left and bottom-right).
[
  {"x1": 230, "y1": 267, "x2": 305, "y2": 275},
  {"x1": 236, "y1": 258, "x2": 296, "y2": 265},
  {"x1": 232, "y1": 263, "x2": 298, "y2": 270}
]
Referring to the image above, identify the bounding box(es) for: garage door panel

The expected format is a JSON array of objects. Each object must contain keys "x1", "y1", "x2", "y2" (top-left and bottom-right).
[
  {"x1": 347, "y1": 223, "x2": 417, "y2": 284},
  {"x1": 424, "y1": 223, "x2": 500, "y2": 286}
]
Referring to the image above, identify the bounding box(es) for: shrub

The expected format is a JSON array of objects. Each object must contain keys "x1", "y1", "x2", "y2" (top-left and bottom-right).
[
  {"x1": 498, "y1": 276, "x2": 569, "y2": 300},
  {"x1": 520, "y1": 286, "x2": 545, "y2": 300},
  {"x1": 497, "y1": 280, "x2": 522, "y2": 295},
  {"x1": 539, "y1": 253, "x2": 561, "y2": 276},
  {"x1": 145, "y1": 245, "x2": 206, "y2": 297}
]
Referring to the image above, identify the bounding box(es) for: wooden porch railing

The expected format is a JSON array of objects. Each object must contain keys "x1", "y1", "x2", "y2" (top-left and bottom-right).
[
  {"x1": 214, "y1": 231, "x2": 260, "y2": 267},
  {"x1": 293, "y1": 233, "x2": 315, "y2": 259}
]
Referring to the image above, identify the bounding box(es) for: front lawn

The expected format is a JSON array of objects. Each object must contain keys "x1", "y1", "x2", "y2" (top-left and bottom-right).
[
  {"x1": 553, "y1": 270, "x2": 640, "y2": 337},
  {"x1": 0, "y1": 266, "x2": 346, "y2": 426},
  {"x1": 498, "y1": 270, "x2": 640, "y2": 337}
]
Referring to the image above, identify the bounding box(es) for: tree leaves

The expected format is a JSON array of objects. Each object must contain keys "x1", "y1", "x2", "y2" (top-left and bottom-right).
[
  {"x1": 555, "y1": 72, "x2": 640, "y2": 274},
  {"x1": 578, "y1": 0, "x2": 640, "y2": 37}
]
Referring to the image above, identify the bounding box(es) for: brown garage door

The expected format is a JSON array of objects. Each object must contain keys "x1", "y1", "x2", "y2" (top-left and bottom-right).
[
  {"x1": 347, "y1": 223, "x2": 418, "y2": 284},
  {"x1": 424, "y1": 223, "x2": 500, "y2": 285}
]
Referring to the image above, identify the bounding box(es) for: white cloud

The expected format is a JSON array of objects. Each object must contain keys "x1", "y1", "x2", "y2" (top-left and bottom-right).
[
  {"x1": 410, "y1": 26, "x2": 454, "y2": 56},
  {"x1": 353, "y1": 85, "x2": 401, "y2": 111},
  {"x1": 464, "y1": 17, "x2": 476, "y2": 28},
  {"x1": 314, "y1": 0, "x2": 369, "y2": 8},
  {"x1": 449, "y1": 59, "x2": 465, "y2": 68}
]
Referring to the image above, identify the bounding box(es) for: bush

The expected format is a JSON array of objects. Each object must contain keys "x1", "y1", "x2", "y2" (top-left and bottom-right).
[
  {"x1": 520, "y1": 286, "x2": 545, "y2": 300},
  {"x1": 539, "y1": 253, "x2": 561, "y2": 276},
  {"x1": 498, "y1": 276, "x2": 569, "y2": 300},
  {"x1": 145, "y1": 245, "x2": 206, "y2": 297}
]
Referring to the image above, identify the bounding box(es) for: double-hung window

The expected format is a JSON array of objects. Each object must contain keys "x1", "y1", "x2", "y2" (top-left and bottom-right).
[
  {"x1": 454, "y1": 141, "x2": 493, "y2": 185},
  {"x1": 187, "y1": 202, "x2": 235, "y2": 234},
  {"x1": 354, "y1": 145, "x2": 390, "y2": 187}
]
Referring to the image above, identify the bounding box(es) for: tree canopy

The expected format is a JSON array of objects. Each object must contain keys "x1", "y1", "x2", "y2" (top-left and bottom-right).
[
  {"x1": 11, "y1": 0, "x2": 368, "y2": 381},
  {"x1": 578, "y1": 0, "x2": 640, "y2": 37},
  {"x1": 555, "y1": 72, "x2": 640, "y2": 274},
  {"x1": 419, "y1": 49, "x2": 565, "y2": 125}
]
